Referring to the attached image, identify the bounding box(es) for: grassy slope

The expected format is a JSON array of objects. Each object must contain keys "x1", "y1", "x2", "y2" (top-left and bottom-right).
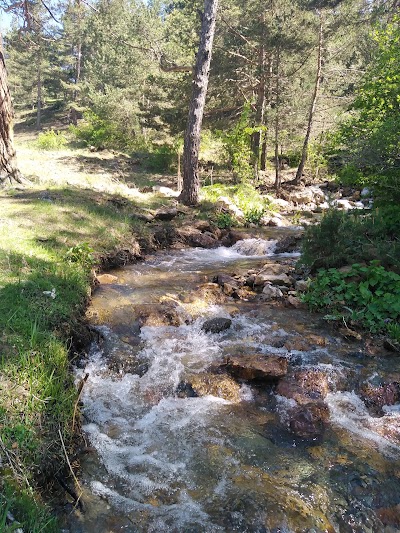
[{"x1": 0, "y1": 128, "x2": 180, "y2": 530}]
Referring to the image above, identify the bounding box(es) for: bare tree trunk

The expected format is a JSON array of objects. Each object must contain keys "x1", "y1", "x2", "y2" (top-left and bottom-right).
[
  {"x1": 180, "y1": 0, "x2": 219, "y2": 206},
  {"x1": 251, "y1": 11, "x2": 266, "y2": 180},
  {"x1": 260, "y1": 55, "x2": 273, "y2": 172},
  {"x1": 70, "y1": 0, "x2": 82, "y2": 125},
  {"x1": 0, "y1": 43, "x2": 23, "y2": 187},
  {"x1": 274, "y1": 50, "x2": 281, "y2": 190},
  {"x1": 36, "y1": 46, "x2": 42, "y2": 130},
  {"x1": 294, "y1": 12, "x2": 323, "y2": 184}
]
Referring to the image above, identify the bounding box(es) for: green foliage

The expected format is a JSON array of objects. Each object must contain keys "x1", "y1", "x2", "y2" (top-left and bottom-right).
[
  {"x1": 302, "y1": 262, "x2": 400, "y2": 337},
  {"x1": 244, "y1": 206, "x2": 265, "y2": 225},
  {"x1": 222, "y1": 104, "x2": 254, "y2": 182},
  {"x1": 327, "y1": 18, "x2": 400, "y2": 202},
  {"x1": 35, "y1": 130, "x2": 68, "y2": 151},
  {"x1": 300, "y1": 207, "x2": 400, "y2": 272},
  {"x1": 215, "y1": 212, "x2": 236, "y2": 229},
  {"x1": 65, "y1": 242, "x2": 95, "y2": 269},
  {"x1": 144, "y1": 144, "x2": 176, "y2": 172}
]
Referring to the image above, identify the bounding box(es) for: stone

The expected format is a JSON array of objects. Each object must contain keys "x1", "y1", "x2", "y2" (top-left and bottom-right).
[
  {"x1": 287, "y1": 295, "x2": 305, "y2": 309},
  {"x1": 133, "y1": 302, "x2": 186, "y2": 328},
  {"x1": 274, "y1": 235, "x2": 302, "y2": 254},
  {"x1": 261, "y1": 284, "x2": 283, "y2": 300},
  {"x1": 267, "y1": 216, "x2": 286, "y2": 227},
  {"x1": 193, "y1": 220, "x2": 212, "y2": 232},
  {"x1": 254, "y1": 273, "x2": 292, "y2": 287},
  {"x1": 216, "y1": 196, "x2": 245, "y2": 221},
  {"x1": 189, "y1": 233, "x2": 218, "y2": 248},
  {"x1": 295, "y1": 279, "x2": 309, "y2": 292},
  {"x1": 214, "y1": 274, "x2": 240, "y2": 289},
  {"x1": 226, "y1": 354, "x2": 288, "y2": 381},
  {"x1": 202, "y1": 317, "x2": 232, "y2": 334},
  {"x1": 96, "y1": 273, "x2": 119, "y2": 284},
  {"x1": 360, "y1": 382, "x2": 400, "y2": 415},
  {"x1": 152, "y1": 185, "x2": 179, "y2": 197},
  {"x1": 132, "y1": 212, "x2": 155, "y2": 222},
  {"x1": 276, "y1": 370, "x2": 329, "y2": 405},
  {"x1": 154, "y1": 207, "x2": 178, "y2": 221},
  {"x1": 335, "y1": 198, "x2": 354, "y2": 210},
  {"x1": 189, "y1": 373, "x2": 242, "y2": 402},
  {"x1": 288, "y1": 402, "x2": 329, "y2": 439},
  {"x1": 192, "y1": 283, "x2": 227, "y2": 305}
]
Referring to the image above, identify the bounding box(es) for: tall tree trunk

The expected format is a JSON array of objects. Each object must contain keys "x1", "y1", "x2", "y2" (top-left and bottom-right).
[
  {"x1": 260, "y1": 55, "x2": 273, "y2": 172},
  {"x1": 251, "y1": 10, "x2": 266, "y2": 179},
  {"x1": 180, "y1": 0, "x2": 219, "y2": 206},
  {"x1": 0, "y1": 42, "x2": 23, "y2": 187},
  {"x1": 36, "y1": 46, "x2": 42, "y2": 130},
  {"x1": 70, "y1": 0, "x2": 82, "y2": 125},
  {"x1": 294, "y1": 12, "x2": 323, "y2": 184},
  {"x1": 274, "y1": 50, "x2": 281, "y2": 190}
]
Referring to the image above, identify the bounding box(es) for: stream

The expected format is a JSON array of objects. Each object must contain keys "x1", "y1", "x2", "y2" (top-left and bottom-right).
[{"x1": 65, "y1": 230, "x2": 400, "y2": 533}]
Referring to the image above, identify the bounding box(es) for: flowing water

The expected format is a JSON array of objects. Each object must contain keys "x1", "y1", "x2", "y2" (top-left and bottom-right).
[{"x1": 66, "y1": 231, "x2": 400, "y2": 533}]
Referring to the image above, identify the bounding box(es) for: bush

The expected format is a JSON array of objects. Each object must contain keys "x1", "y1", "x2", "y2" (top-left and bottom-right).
[
  {"x1": 302, "y1": 262, "x2": 400, "y2": 338},
  {"x1": 300, "y1": 207, "x2": 400, "y2": 273},
  {"x1": 35, "y1": 130, "x2": 67, "y2": 150}
]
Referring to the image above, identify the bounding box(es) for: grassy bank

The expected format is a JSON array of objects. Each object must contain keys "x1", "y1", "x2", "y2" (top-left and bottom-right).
[{"x1": 0, "y1": 144, "x2": 179, "y2": 529}]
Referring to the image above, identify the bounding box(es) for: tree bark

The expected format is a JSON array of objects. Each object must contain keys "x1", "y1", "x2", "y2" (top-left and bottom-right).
[
  {"x1": 274, "y1": 50, "x2": 281, "y2": 190},
  {"x1": 179, "y1": 0, "x2": 219, "y2": 206},
  {"x1": 0, "y1": 43, "x2": 23, "y2": 187},
  {"x1": 36, "y1": 45, "x2": 42, "y2": 130},
  {"x1": 294, "y1": 12, "x2": 323, "y2": 184},
  {"x1": 251, "y1": 10, "x2": 266, "y2": 178}
]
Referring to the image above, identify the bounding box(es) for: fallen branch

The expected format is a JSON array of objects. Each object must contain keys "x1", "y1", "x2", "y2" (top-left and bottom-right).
[
  {"x1": 72, "y1": 372, "x2": 89, "y2": 432},
  {"x1": 58, "y1": 429, "x2": 83, "y2": 511}
]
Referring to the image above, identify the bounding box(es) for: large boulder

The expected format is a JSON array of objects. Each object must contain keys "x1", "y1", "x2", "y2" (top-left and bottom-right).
[
  {"x1": 226, "y1": 354, "x2": 288, "y2": 381},
  {"x1": 274, "y1": 235, "x2": 303, "y2": 254},
  {"x1": 216, "y1": 196, "x2": 245, "y2": 222},
  {"x1": 261, "y1": 284, "x2": 283, "y2": 301}
]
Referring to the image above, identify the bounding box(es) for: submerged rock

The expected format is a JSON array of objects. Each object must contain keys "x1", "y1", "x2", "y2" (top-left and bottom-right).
[
  {"x1": 226, "y1": 354, "x2": 288, "y2": 381},
  {"x1": 202, "y1": 317, "x2": 232, "y2": 334}
]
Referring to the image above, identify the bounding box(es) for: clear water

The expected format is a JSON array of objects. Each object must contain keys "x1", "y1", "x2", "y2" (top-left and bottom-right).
[{"x1": 66, "y1": 237, "x2": 400, "y2": 533}]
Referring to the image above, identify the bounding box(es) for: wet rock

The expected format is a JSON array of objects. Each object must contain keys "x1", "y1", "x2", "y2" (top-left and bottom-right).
[
  {"x1": 284, "y1": 338, "x2": 312, "y2": 352},
  {"x1": 96, "y1": 273, "x2": 119, "y2": 284},
  {"x1": 189, "y1": 373, "x2": 242, "y2": 402},
  {"x1": 276, "y1": 369, "x2": 329, "y2": 405},
  {"x1": 226, "y1": 354, "x2": 288, "y2": 381},
  {"x1": 190, "y1": 283, "x2": 227, "y2": 305},
  {"x1": 202, "y1": 317, "x2": 232, "y2": 334},
  {"x1": 274, "y1": 234, "x2": 302, "y2": 254},
  {"x1": 288, "y1": 401, "x2": 329, "y2": 439},
  {"x1": 213, "y1": 273, "x2": 241, "y2": 295},
  {"x1": 189, "y1": 232, "x2": 219, "y2": 248},
  {"x1": 261, "y1": 284, "x2": 283, "y2": 301},
  {"x1": 133, "y1": 302, "x2": 186, "y2": 327},
  {"x1": 377, "y1": 504, "x2": 400, "y2": 528},
  {"x1": 175, "y1": 381, "x2": 199, "y2": 398},
  {"x1": 359, "y1": 382, "x2": 400, "y2": 415}
]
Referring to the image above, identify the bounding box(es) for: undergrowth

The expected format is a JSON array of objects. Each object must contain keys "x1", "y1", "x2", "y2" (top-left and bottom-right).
[{"x1": 302, "y1": 262, "x2": 400, "y2": 340}]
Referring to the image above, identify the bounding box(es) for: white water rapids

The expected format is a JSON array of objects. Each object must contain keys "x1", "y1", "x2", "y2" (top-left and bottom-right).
[{"x1": 67, "y1": 237, "x2": 400, "y2": 533}]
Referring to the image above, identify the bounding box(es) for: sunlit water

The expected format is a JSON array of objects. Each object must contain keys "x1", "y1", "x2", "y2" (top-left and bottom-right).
[{"x1": 66, "y1": 235, "x2": 400, "y2": 533}]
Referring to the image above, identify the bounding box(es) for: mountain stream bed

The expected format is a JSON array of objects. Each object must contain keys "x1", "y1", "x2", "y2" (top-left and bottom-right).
[{"x1": 65, "y1": 232, "x2": 400, "y2": 533}]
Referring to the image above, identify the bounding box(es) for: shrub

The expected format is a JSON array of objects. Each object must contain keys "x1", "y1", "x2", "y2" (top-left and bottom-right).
[
  {"x1": 302, "y1": 261, "x2": 400, "y2": 338},
  {"x1": 35, "y1": 130, "x2": 67, "y2": 150},
  {"x1": 300, "y1": 207, "x2": 400, "y2": 273}
]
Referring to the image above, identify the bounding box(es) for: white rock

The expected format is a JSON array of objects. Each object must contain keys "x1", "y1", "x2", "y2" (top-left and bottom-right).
[
  {"x1": 152, "y1": 186, "x2": 179, "y2": 197},
  {"x1": 261, "y1": 284, "x2": 283, "y2": 300},
  {"x1": 361, "y1": 187, "x2": 370, "y2": 197}
]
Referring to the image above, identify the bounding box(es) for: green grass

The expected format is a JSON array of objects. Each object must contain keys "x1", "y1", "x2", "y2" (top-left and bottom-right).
[{"x1": 0, "y1": 184, "x2": 158, "y2": 530}]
